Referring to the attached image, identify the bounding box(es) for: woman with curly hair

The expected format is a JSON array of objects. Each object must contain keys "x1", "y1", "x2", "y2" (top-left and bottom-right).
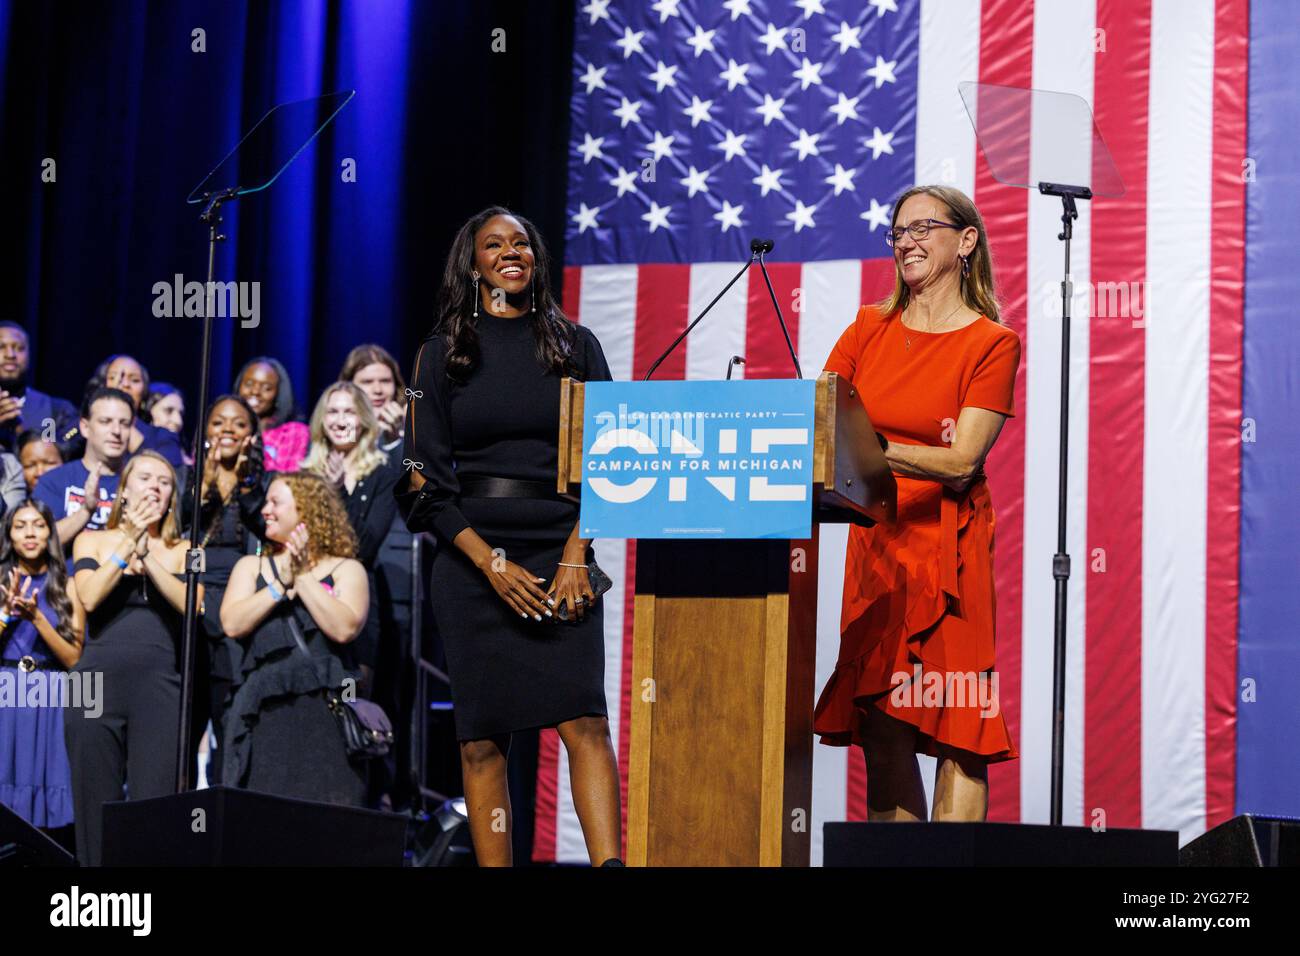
[{"x1": 219, "y1": 471, "x2": 369, "y2": 805}]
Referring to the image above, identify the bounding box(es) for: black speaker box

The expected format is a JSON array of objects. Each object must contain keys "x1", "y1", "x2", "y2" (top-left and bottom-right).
[
  {"x1": 1179, "y1": 814, "x2": 1300, "y2": 866},
  {"x1": 0, "y1": 802, "x2": 76, "y2": 867},
  {"x1": 824, "y1": 821, "x2": 1178, "y2": 866},
  {"x1": 101, "y1": 785, "x2": 407, "y2": 866}
]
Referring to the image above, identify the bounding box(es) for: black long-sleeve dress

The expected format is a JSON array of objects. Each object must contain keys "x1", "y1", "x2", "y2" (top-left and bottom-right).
[{"x1": 401, "y1": 311, "x2": 612, "y2": 741}]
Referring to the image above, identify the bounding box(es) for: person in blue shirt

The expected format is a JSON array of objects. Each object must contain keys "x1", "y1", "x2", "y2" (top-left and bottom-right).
[{"x1": 33, "y1": 388, "x2": 134, "y2": 552}]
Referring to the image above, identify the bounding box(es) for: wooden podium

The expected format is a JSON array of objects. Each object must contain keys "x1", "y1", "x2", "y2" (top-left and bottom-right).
[{"x1": 557, "y1": 372, "x2": 895, "y2": 866}]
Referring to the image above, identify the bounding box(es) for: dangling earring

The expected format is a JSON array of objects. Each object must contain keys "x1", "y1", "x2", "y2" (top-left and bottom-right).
[
  {"x1": 531, "y1": 282, "x2": 536, "y2": 314},
  {"x1": 960, "y1": 254, "x2": 970, "y2": 279},
  {"x1": 471, "y1": 271, "x2": 481, "y2": 317}
]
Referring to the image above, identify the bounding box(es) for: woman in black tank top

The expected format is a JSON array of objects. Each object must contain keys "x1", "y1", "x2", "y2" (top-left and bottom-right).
[
  {"x1": 65, "y1": 450, "x2": 196, "y2": 866},
  {"x1": 219, "y1": 471, "x2": 369, "y2": 806}
]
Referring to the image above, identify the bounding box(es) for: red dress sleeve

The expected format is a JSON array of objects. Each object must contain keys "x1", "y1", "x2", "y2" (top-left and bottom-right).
[{"x1": 962, "y1": 327, "x2": 1021, "y2": 418}]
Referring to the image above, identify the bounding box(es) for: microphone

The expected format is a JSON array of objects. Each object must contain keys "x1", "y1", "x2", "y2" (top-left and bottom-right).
[
  {"x1": 752, "y1": 240, "x2": 803, "y2": 379},
  {"x1": 642, "y1": 238, "x2": 802, "y2": 380}
]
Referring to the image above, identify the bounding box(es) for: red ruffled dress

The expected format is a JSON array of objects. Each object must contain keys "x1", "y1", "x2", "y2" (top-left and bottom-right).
[{"x1": 813, "y1": 305, "x2": 1021, "y2": 762}]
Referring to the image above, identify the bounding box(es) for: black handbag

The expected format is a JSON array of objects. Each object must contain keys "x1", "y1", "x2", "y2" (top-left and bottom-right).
[
  {"x1": 553, "y1": 560, "x2": 613, "y2": 623},
  {"x1": 283, "y1": 613, "x2": 393, "y2": 760}
]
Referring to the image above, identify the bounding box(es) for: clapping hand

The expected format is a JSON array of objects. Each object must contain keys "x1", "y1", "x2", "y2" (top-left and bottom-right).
[
  {"x1": 1, "y1": 569, "x2": 40, "y2": 621},
  {"x1": 283, "y1": 522, "x2": 310, "y2": 586},
  {"x1": 376, "y1": 400, "x2": 405, "y2": 440}
]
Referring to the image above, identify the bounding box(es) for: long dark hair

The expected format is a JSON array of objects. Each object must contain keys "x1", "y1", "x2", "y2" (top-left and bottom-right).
[
  {"x1": 0, "y1": 499, "x2": 78, "y2": 646},
  {"x1": 436, "y1": 206, "x2": 578, "y2": 384},
  {"x1": 186, "y1": 394, "x2": 264, "y2": 544}
]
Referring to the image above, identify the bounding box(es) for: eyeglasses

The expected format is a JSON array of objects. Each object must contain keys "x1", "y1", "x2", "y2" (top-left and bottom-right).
[{"x1": 884, "y1": 218, "x2": 963, "y2": 246}]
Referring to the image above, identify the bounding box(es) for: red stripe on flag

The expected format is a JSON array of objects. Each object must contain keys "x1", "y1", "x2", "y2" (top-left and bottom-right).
[
  {"x1": 860, "y1": 257, "x2": 897, "y2": 307},
  {"x1": 975, "y1": 0, "x2": 1034, "y2": 825},
  {"x1": 634, "y1": 264, "x2": 692, "y2": 380},
  {"x1": 1205, "y1": 0, "x2": 1248, "y2": 828},
  {"x1": 562, "y1": 264, "x2": 582, "y2": 325},
  {"x1": 1086, "y1": 0, "x2": 1152, "y2": 830},
  {"x1": 744, "y1": 262, "x2": 802, "y2": 379}
]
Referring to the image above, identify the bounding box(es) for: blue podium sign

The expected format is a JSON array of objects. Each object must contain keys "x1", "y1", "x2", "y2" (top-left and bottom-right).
[{"x1": 579, "y1": 380, "x2": 816, "y2": 540}]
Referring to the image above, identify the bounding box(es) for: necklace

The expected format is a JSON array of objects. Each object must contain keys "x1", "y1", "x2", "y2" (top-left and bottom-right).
[{"x1": 903, "y1": 302, "x2": 966, "y2": 350}]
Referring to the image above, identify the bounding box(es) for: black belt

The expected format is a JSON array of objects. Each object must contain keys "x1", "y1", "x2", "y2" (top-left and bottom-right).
[
  {"x1": 459, "y1": 476, "x2": 576, "y2": 504},
  {"x1": 2, "y1": 656, "x2": 64, "y2": 673}
]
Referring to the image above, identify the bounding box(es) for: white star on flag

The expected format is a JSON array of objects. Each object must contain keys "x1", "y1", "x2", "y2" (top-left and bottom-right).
[
  {"x1": 685, "y1": 25, "x2": 717, "y2": 57},
  {"x1": 646, "y1": 130, "x2": 675, "y2": 162},
  {"x1": 860, "y1": 198, "x2": 892, "y2": 230},
  {"x1": 830, "y1": 21, "x2": 861, "y2": 54},
  {"x1": 719, "y1": 59, "x2": 752, "y2": 91},
  {"x1": 613, "y1": 97, "x2": 644, "y2": 128},
  {"x1": 716, "y1": 128, "x2": 748, "y2": 161},
  {"x1": 786, "y1": 199, "x2": 817, "y2": 232},
  {"x1": 642, "y1": 201, "x2": 671, "y2": 233},
  {"x1": 863, "y1": 126, "x2": 896, "y2": 159},
  {"x1": 683, "y1": 95, "x2": 714, "y2": 127},
  {"x1": 792, "y1": 58, "x2": 824, "y2": 90},
  {"x1": 829, "y1": 92, "x2": 861, "y2": 125},
  {"x1": 722, "y1": 0, "x2": 752, "y2": 20},
  {"x1": 869, "y1": 0, "x2": 899, "y2": 16},
  {"x1": 755, "y1": 94, "x2": 786, "y2": 126},
  {"x1": 577, "y1": 132, "x2": 605, "y2": 164},
  {"x1": 578, "y1": 62, "x2": 607, "y2": 94},
  {"x1": 758, "y1": 23, "x2": 789, "y2": 54},
  {"x1": 680, "y1": 165, "x2": 711, "y2": 197},
  {"x1": 610, "y1": 166, "x2": 638, "y2": 197},
  {"x1": 824, "y1": 163, "x2": 856, "y2": 195},
  {"x1": 648, "y1": 60, "x2": 678, "y2": 92},
  {"x1": 572, "y1": 202, "x2": 600, "y2": 233},
  {"x1": 650, "y1": 0, "x2": 681, "y2": 22},
  {"x1": 714, "y1": 200, "x2": 744, "y2": 232},
  {"x1": 790, "y1": 128, "x2": 822, "y2": 161},
  {"x1": 752, "y1": 164, "x2": 784, "y2": 196},
  {"x1": 866, "y1": 55, "x2": 898, "y2": 88},
  {"x1": 795, "y1": 0, "x2": 826, "y2": 19},
  {"x1": 581, "y1": 0, "x2": 611, "y2": 26},
  {"x1": 615, "y1": 26, "x2": 646, "y2": 60}
]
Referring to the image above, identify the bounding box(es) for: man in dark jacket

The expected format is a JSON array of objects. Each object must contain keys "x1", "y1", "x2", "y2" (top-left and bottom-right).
[{"x1": 0, "y1": 321, "x2": 82, "y2": 458}]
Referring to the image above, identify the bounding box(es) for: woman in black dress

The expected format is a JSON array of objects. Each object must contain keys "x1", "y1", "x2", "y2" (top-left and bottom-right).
[
  {"x1": 66, "y1": 450, "x2": 195, "y2": 865},
  {"x1": 400, "y1": 207, "x2": 620, "y2": 866},
  {"x1": 219, "y1": 471, "x2": 369, "y2": 805},
  {"x1": 182, "y1": 395, "x2": 266, "y2": 783}
]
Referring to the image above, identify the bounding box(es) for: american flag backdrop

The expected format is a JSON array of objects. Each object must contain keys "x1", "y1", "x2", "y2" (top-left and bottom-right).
[{"x1": 531, "y1": 0, "x2": 1294, "y2": 865}]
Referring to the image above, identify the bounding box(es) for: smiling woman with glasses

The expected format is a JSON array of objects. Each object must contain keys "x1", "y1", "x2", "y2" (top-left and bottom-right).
[{"x1": 814, "y1": 184, "x2": 1023, "y2": 825}]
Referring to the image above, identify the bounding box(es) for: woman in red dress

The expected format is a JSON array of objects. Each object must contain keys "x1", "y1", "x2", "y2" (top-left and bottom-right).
[{"x1": 814, "y1": 185, "x2": 1022, "y2": 822}]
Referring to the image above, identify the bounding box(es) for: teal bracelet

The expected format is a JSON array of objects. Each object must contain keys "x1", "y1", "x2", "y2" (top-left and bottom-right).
[
  {"x1": 110, "y1": 553, "x2": 130, "y2": 570},
  {"x1": 267, "y1": 582, "x2": 284, "y2": 602}
]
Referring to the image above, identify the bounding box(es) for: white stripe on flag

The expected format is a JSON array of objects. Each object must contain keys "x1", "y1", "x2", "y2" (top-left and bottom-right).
[
  {"x1": 916, "y1": 0, "x2": 982, "y2": 195},
  {"x1": 800, "y1": 259, "x2": 863, "y2": 864},
  {"x1": 1021, "y1": 0, "x2": 1097, "y2": 827},
  {"x1": 685, "y1": 262, "x2": 750, "y2": 381},
  {"x1": 1142, "y1": 0, "x2": 1214, "y2": 842},
  {"x1": 556, "y1": 264, "x2": 640, "y2": 862}
]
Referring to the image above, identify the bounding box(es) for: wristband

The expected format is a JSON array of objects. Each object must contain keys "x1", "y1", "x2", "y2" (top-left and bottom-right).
[
  {"x1": 557, "y1": 562, "x2": 587, "y2": 569},
  {"x1": 109, "y1": 553, "x2": 130, "y2": 570},
  {"x1": 267, "y1": 582, "x2": 284, "y2": 602}
]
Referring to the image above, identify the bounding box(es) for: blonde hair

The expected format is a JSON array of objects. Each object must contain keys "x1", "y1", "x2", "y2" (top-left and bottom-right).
[
  {"x1": 267, "y1": 471, "x2": 358, "y2": 564},
  {"x1": 104, "y1": 450, "x2": 182, "y2": 546},
  {"x1": 877, "y1": 184, "x2": 1002, "y2": 324},
  {"x1": 300, "y1": 381, "x2": 388, "y2": 482}
]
